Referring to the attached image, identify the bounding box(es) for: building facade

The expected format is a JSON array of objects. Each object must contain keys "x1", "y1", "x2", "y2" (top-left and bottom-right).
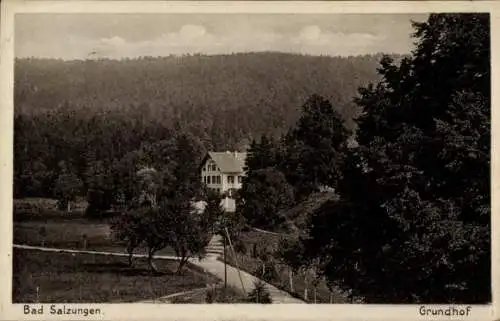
[{"x1": 200, "y1": 151, "x2": 247, "y2": 212}]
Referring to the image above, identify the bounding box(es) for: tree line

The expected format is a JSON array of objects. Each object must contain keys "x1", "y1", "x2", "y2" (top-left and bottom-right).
[
  {"x1": 14, "y1": 52, "x2": 386, "y2": 201},
  {"x1": 238, "y1": 13, "x2": 490, "y2": 304}
]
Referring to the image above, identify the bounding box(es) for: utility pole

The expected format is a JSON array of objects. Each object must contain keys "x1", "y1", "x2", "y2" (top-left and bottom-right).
[{"x1": 224, "y1": 231, "x2": 227, "y2": 290}]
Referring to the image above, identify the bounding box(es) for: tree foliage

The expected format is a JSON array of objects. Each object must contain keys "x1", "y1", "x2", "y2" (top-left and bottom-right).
[
  {"x1": 238, "y1": 167, "x2": 294, "y2": 229},
  {"x1": 292, "y1": 13, "x2": 490, "y2": 303},
  {"x1": 54, "y1": 162, "x2": 83, "y2": 211},
  {"x1": 14, "y1": 53, "x2": 384, "y2": 200},
  {"x1": 281, "y1": 94, "x2": 352, "y2": 201},
  {"x1": 109, "y1": 132, "x2": 213, "y2": 273}
]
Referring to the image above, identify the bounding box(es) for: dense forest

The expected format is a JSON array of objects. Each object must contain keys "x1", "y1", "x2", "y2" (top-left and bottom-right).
[{"x1": 14, "y1": 52, "x2": 387, "y2": 199}]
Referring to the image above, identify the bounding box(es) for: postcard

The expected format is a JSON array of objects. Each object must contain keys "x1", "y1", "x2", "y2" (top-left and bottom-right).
[{"x1": 0, "y1": 1, "x2": 498, "y2": 320}]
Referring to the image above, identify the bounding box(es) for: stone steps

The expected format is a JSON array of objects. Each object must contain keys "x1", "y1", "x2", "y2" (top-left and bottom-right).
[{"x1": 204, "y1": 234, "x2": 224, "y2": 259}]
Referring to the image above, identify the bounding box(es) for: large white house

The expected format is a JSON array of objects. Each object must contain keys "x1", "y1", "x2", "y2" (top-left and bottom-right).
[{"x1": 200, "y1": 151, "x2": 247, "y2": 212}]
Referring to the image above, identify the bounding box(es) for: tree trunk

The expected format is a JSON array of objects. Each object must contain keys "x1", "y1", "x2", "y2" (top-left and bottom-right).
[
  {"x1": 128, "y1": 251, "x2": 134, "y2": 267},
  {"x1": 177, "y1": 257, "x2": 188, "y2": 274},
  {"x1": 127, "y1": 240, "x2": 136, "y2": 267},
  {"x1": 148, "y1": 249, "x2": 158, "y2": 273},
  {"x1": 177, "y1": 247, "x2": 189, "y2": 274},
  {"x1": 313, "y1": 287, "x2": 317, "y2": 303},
  {"x1": 304, "y1": 274, "x2": 308, "y2": 301},
  {"x1": 289, "y1": 269, "x2": 294, "y2": 292},
  {"x1": 67, "y1": 200, "x2": 71, "y2": 212}
]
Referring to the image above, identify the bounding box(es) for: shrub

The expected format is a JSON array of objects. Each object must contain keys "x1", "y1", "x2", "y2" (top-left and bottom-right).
[
  {"x1": 247, "y1": 280, "x2": 272, "y2": 303},
  {"x1": 253, "y1": 262, "x2": 279, "y2": 283},
  {"x1": 233, "y1": 239, "x2": 247, "y2": 255}
]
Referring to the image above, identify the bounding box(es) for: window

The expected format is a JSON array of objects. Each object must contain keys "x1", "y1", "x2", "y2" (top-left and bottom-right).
[
  {"x1": 203, "y1": 176, "x2": 206, "y2": 183},
  {"x1": 237, "y1": 176, "x2": 242, "y2": 184},
  {"x1": 212, "y1": 176, "x2": 217, "y2": 184},
  {"x1": 207, "y1": 176, "x2": 211, "y2": 184},
  {"x1": 216, "y1": 176, "x2": 221, "y2": 184},
  {"x1": 228, "y1": 175, "x2": 234, "y2": 184}
]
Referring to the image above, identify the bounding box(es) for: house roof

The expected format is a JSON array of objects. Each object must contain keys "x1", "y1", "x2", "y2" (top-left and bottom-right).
[{"x1": 205, "y1": 151, "x2": 247, "y2": 173}]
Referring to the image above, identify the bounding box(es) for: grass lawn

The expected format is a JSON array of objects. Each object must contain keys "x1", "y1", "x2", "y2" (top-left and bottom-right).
[
  {"x1": 14, "y1": 197, "x2": 88, "y2": 216},
  {"x1": 13, "y1": 221, "x2": 176, "y2": 256},
  {"x1": 12, "y1": 248, "x2": 219, "y2": 303},
  {"x1": 13, "y1": 197, "x2": 175, "y2": 256},
  {"x1": 168, "y1": 285, "x2": 248, "y2": 303}
]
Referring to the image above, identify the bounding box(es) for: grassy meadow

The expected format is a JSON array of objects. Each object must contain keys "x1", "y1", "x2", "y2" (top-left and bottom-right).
[
  {"x1": 13, "y1": 198, "x2": 175, "y2": 256},
  {"x1": 13, "y1": 248, "x2": 219, "y2": 303}
]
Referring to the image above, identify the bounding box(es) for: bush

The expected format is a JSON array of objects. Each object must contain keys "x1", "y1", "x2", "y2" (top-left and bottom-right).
[
  {"x1": 247, "y1": 280, "x2": 272, "y2": 303},
  {"x1": 233, "y1": 239, "x2": 247, "y2": 255},
  {"x1": 205, "y1": 285, "x2": 247, "y2": 303},
  {"x1": 253, "y1": 262, "x2": 279, "y2": 283}
]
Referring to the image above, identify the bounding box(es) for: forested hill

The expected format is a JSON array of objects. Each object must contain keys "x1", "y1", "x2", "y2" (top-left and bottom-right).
[
  {"x1": 14, "y1": 52, "x2": 390, "y2": 198},
  {"x1": 15, "y1": 52, "x2": 385, "y2": 143}
]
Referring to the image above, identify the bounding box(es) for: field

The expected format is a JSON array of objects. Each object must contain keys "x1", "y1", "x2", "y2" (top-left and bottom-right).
[
  {"x1": 12, "y1": 248, "x2": 219, "y2": 303},
  {"x1": 13, "y1": 198, "x2": 175, "y2": 256}
]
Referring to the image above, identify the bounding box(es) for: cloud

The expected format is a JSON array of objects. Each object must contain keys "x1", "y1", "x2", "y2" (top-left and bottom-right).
[
  {"x1": 89, "y1": 25, "x2": 388, "y2": 58},
  {"x1": 100, "y1": 36, "x2": 126, "y2": 47},
  {"x1": 16, "y1": 22, "x2": 407, "y2": 59},
  {"x1": 178, "y1": 24, "x2": 207, "y2": 39},
  {"x1": 297, "y1": 25, "x2": 322, "y2": 42},
  {"x1": 289, "y1": 25, "x2": 385, "y2": 55},
  {"x1": 15, "y1": 14, "x2": 427, "y2": 59}
]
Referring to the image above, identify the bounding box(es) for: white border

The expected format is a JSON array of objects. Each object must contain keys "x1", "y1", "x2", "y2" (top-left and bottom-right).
[{"x1": 1, "y1": 1, "x2": 498, "y2": 320}]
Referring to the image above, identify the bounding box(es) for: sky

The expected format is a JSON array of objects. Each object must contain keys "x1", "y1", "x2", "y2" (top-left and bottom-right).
[{"x1": 15, "y1": 13, "x2": 428, "y2": 59}]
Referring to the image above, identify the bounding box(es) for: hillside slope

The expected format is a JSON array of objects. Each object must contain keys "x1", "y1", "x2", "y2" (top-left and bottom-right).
[
  {"x1": 15, "y1": 53, "x2": 384, "y2": 139},
  {"x1": 14, "y1": 52, "x2": 388, "y2": 198},
  {"x1": 279, "y1": 191, "x2": 339, "y2": 235}
]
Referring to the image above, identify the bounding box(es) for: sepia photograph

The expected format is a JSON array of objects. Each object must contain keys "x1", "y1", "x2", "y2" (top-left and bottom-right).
[{"x1": 0, "y1": 1, "x2": 496, "y2": 320}]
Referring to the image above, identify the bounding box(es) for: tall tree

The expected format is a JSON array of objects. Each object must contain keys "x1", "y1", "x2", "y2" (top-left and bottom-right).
[
  {"x1": 282, "y1": 94, "x2": 351, "y2": 200},
  {"x1": 238, "y1": 167, "x2": 294, "y2": 229},
  {"x1": 54, "y1": 162, "x2": 83, "y2": 212},
  {"x1": 244, "y1": 134, "x2": 278, "y2": 173},
  {"x1": 297, "y1": 13, "x2": 490, "y2": 303}
]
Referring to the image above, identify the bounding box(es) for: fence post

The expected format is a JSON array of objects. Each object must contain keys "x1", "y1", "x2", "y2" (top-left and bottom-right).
[
  {"x1": 304, "y1": 273, "x2": 308, "y2": 301},
  {"x1": 82, "y1": 234, "x2": 88, "y2": 249},
  {"x1": 289, "y1": 268, "x2": 294, "y2": 293}
]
